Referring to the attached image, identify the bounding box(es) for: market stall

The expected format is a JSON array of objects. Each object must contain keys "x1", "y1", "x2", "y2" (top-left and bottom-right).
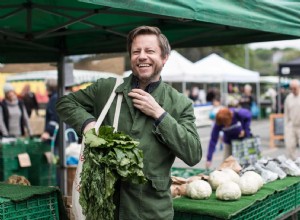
[
  {"x1": 171, "y1": 161, "x2": 300, "y2": 220},
  {"x1": 173, "y1": 177, "x2": 300, "y2": 219}
]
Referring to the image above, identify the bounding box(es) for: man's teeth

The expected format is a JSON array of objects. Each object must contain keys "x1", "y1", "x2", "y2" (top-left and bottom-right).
[{"x1": 138, "y1": 64, "x2": 150, "y2": 67}]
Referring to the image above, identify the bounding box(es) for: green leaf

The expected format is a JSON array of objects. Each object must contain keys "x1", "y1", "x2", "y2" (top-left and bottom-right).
[{"x1": 80, "y1": 125, "x2": 147, "y2": 219}]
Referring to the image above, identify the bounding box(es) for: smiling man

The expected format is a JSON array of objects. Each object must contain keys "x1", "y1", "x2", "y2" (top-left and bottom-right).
[{"x1": 56, "y1": 26, "x2": 202, "y2": 220}]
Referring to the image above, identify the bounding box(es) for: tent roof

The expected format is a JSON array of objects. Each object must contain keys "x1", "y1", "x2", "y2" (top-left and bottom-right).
[
  {"x1": 161, "y1": 50, "x2": 196, "y2": 82},
  {"x1": 0, "y1": 0, "x2": 300, "y2": 63},
  {"x1": 5, "y1": 69, "x2": 119, "y2": 84},
  {"x1": 193, "y1": 53, "x2": 260, "y2": 83}
]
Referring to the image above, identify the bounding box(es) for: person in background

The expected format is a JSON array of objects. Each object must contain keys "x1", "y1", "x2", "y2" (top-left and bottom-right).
[
  {"x1": 239, "y1": 84, "x2": 254, "y2": 110},
  {"x1": 0, "y1": 83, "x2": 31, "y2": 137},
  {"x1": 40, "y1": 78, "x2": 59, "y2": 150},
  {"x1": 206, "y1": 87, "x2": 220, "y2": 104},
  {"x1": 284, "y1": 79, "x2": 300, "y2": 160},
  {"x1": 20, "y1": 84, "x2": 39, "y2": 118},
  {"x1": 188, "y1": 86, "x2": 200, "y2": 104},
  {"x1": 209, "y1": 95, "x2": 224, "y2": 151},
  {"x1": 276, "y1": 85, "x2": 288, "y2": 113},
  {"x1": 56, "y1": 25, "x2": 202, "y2": 219},
  {"x1": 206, "y1": 107, "x2": 252, "y2": 169}
]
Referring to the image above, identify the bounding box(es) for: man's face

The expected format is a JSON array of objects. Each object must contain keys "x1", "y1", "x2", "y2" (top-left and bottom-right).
[
  {"x1": 130, "y1": 34, "x2": 168, "y2": 85},
  {"x1": 290, "y1": 85, "x2": 299, "y2": 96}
]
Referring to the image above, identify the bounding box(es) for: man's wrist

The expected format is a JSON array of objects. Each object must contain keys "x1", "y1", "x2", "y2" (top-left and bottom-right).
[
  {"x1": 82, "y1": 119, "x2": 96, "y2": 134},
  {"x1": 154, "y1": 111, "x2": 167, "y2": 127}
]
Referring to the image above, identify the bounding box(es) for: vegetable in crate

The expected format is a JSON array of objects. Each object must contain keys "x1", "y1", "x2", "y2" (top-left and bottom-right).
[
  {"x1": 186, "y1": 180, "x2": 212, "y2": 199},
  {"x1": 80, "y1": 126, "x2": 147, "y2": 220},
  {"x1": 216, "y1": 181, "x2": 241, "y2": 201}
]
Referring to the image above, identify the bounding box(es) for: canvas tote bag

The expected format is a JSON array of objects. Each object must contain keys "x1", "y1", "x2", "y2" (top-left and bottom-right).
[
  {"x1": 231, "y1": 135, "x2": 261, "y2": 166},
  {"x1": 72, "y1": 77, "x2": 124, "y2": 220}
]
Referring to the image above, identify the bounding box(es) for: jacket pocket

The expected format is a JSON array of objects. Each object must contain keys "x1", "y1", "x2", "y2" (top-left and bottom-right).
[{"x1": 148, "y1": 176, "x2": 171, "y2": 192}]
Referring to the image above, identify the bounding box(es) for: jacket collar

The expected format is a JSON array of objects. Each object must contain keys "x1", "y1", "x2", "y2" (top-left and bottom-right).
[
  {"x1": 131, "y1": 74, "x2": 161, "y2": 93},
  {"x1": 115, "y1": 73, "x2": 162, "y2": 94}
]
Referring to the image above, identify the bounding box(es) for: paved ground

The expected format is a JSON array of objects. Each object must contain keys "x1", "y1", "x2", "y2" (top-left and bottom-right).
[{"x1": 173, "y1": 119, "x2": 288, "y2": 170}]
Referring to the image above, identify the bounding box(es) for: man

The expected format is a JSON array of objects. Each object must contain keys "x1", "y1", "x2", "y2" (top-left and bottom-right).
[
  {"x1": 56, "y1": 26, "x2": 202, "y2": 219},
  {"x1": 284, "y1": 79, "x2": 300, "y2": 160},
  {"x1": 239, "y1": 84, "x2": 254, "y2": 111},
  {"x1": 41, "y1": 78, "x2": 59, "y2": 149}
]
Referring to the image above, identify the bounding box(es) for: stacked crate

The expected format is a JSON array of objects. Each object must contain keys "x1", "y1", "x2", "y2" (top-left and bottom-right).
[
  {"x1": 26, "y1": 138, "x2": 57, "y2": 186},
  {"x1": 0, "y1": 183, "x2": 60, "y2": 220},
  {"x1": 0, "y1": 139, "x2": 29, "y2": 181}
]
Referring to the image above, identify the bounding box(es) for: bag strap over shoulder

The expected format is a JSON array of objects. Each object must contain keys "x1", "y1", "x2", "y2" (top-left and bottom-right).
[
  {"x1": 94, "y1": 77, "x2": 124, "y2": 133},
  {"x1": 113, "y1": 93, "x2": 123, "y2": 131}
]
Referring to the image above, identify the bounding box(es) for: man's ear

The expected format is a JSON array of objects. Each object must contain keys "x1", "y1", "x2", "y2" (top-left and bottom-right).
[{"x1": 162, "y1": 54, "x2": 169, "y2": 65}]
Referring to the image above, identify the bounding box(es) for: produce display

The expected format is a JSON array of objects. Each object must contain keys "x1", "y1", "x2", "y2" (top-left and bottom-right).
[
  {"x1": 208, "y1": 170, "x2": 231, "y2": 190},
  {"x1": 80, "y1": 126, "x2": 147, "y2": 220},
  {"x1": 171, "y1": 154, "x2": 300, "y2": 202},
  {"x1": 239, "y1": 171, "x2": 263, "y2": 195},
  {"x1": 186, "y1": 180, "x2": 212, "y2": 199},
  {"x1": 216, "y1": 181, "x2": 241, "y2": 201}
]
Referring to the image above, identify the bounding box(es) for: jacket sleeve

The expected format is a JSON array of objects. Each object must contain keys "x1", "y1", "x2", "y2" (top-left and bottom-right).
[
  {"x1": 56, "y1": 79, "x2": 101, "y2": 135},
  {"x1": 238, "y1": 108, "x2": 252, "y2": 137},
  {"x1": 152, "y1": 99, "x2": 202, "y2": 166}
]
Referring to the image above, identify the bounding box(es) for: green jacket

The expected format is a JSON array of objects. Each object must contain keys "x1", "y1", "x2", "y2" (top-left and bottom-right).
[{"x1": 56, "y1": 74, "x2": 202, "y2": 220}]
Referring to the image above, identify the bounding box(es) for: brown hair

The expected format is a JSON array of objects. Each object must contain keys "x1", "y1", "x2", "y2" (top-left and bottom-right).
[
  {"x1": 216, "y1": 108, "x2": 233, "y2": 126},
  {"x1": 127, "y1": 26, "x2": 171, "y2": 59}
]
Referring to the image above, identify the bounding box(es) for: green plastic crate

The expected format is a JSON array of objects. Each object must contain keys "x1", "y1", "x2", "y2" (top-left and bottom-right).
[
  {"x1": 0, "y1": 156, "x2": 19, "y2": 171},
  {"x1": 171, "y1": 167, "x2": 210, "y2": 178},
  {"x1": 26, "y1": 139, "x2": 51, "y2": 155},
  {"x1": 0, "y1": 192, "x2": 59, "y2": 220},
  {"x1": 232, "y1": 184, "x2": 297, "y2": 220},
  {"x1": 295, "y1": 182, "x2": 300, "y2": 207},
  {"x1": 26, "y1": 139, "x2": 57, "y2": 186},
  {"x1": 0, "y1": 168, "x2": 29, "y2": 182},
  {"x1": 0, "y1": 141, "x2": 27, "y2": 157},
  {"x1": 29, "y1": 164, "x2": 57, "y2": 186},
  {"x1": 0, "y1": 140, "x2": 29, "y2": 181}
]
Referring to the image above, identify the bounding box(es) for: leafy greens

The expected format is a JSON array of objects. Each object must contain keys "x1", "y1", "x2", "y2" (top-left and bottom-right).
[{"x1": 80, "y1": 126, "x2": 147, "y2": 220}]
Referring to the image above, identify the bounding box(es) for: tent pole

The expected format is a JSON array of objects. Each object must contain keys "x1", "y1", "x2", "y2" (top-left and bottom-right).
[
  {"x1": 57, "y1": 55, "x2": 67, "y2": 195},
  {"x1": 277, "y1": 76, "x2": 281, "y2": 113},
  {"x1": 182, "y1": 81, "x2": 186, "y2": 94},
  {"x1": 222, "y1": 82, "x2": 228, "y2": 106},
  {"x1": 256, "y1": 81, "x2": 261, "y2": 119}
]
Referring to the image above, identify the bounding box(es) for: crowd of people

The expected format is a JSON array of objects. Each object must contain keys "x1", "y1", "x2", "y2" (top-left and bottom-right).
[{"x1": 185, "y1": 80, "x2": 300, "y2": 168}]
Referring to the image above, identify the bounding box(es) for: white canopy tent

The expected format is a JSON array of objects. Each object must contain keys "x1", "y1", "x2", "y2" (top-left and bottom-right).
[
  {"x1": 193, "y1": 53, "x2": 260, "y2": 83},
  {"x1": 6, "y1": 69, "x2": 119, "y2": 85},
  {"x1": 192, "y1": 53, "x2": 260, "y2": 110},
  {"x1": 160, "y1": 50, "x2": 197, "y2": 82}
]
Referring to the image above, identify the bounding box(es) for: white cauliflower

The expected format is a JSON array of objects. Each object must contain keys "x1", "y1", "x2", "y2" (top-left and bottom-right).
[
  {"x1": 186, "y1": 180, "x2": 212, "y2": 199},
  {"x1": 216, "y1": 181, "x2": 241, "y2": 201},
  {"x1": 208, "y1": 170, "x2": 231, "y2": 190}
]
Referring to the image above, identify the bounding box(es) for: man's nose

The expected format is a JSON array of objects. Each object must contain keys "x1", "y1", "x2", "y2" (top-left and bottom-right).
[{"x1": 138, "y1": 50, "x2": 147, "y2": 59}]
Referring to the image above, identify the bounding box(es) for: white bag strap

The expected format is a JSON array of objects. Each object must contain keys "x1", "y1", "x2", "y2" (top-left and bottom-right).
[
  {"x1": 94, "y1": 77, "x2": 124, "y2": 133},
  {"x1": 113, "y1": 93, "x2": 123, "y2": 131}
]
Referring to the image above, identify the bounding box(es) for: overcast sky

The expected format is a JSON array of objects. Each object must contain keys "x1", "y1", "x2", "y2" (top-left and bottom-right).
[{"x1": 249, "y1": 39, "x2": 300, "y2": 50}]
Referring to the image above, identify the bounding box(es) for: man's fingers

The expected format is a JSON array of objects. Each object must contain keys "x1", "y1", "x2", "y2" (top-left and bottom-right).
[{"x1": 130, "y1": 88, "x2": 147, "y2": 95}]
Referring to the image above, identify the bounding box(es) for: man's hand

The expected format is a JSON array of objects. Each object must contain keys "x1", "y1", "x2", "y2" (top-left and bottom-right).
[
  {"x1": 41, "y1": 132, "x2": 50, "y2": 140},
  {"x1": 238, "y1": 130, "x2": 245, "y2": 138},
  {"x1": 128, "y1": 89, "x2": 165, "y2": 119},
  {"x1": 83, "y1": 121, "x2": 96, "y2": 134},
  {"x1": 205, "y1": 161, "x2": 212, "y2": 170}
]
